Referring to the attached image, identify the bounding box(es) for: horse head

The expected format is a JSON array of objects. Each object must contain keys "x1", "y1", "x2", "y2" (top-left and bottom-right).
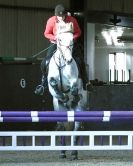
[{"x1": 56, "y1": 32, "x2": 74, "y2": 65}]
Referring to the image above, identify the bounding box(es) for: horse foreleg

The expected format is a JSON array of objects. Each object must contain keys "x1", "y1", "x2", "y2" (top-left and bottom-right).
[
  {"x1": 60, "y1": 135, "x2": 66, "y2": 159},
  {"x1": 49, "y1": 77, "x2": 68, "y2": 103},
  {"x1": 71, "y1": 121, "x2": 81, "y2": 160},
  {"x1": 70, "y1": 84, "x2": 80, "y2": 109},
  {"x1": 55, "y1": 122, "x2": 66, "y2": 159}
]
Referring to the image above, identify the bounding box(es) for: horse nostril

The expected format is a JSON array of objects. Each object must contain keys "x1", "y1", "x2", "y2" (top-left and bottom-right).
[
  {"x1": 67, "y1": 59, "x2": 73, "y2": 64},
  {"x1": 70, "y1": 59, "x2": 73, "y2": 63}
]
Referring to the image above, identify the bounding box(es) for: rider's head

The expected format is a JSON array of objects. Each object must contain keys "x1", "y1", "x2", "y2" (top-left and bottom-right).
[{"x1": 55, "y1": 4, "x2": 66, "y2": 21}]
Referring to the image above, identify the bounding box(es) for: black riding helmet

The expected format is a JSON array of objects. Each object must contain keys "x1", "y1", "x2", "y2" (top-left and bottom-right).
[{"x1": 55, "y1": 4, "x2": 66, "y2": 16}]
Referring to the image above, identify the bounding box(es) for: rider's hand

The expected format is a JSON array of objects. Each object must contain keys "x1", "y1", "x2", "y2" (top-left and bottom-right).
[
  {"x1": 53, "y1": 35, "x2": 58, "y2": 43},
  {"x1": 54, "y1": 35, "x2": 57, "y2": 41}
]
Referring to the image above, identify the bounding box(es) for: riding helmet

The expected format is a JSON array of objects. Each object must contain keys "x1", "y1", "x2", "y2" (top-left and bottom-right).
[{"x1": 55, "y1": 4, "x2": 66, "y2": 16}]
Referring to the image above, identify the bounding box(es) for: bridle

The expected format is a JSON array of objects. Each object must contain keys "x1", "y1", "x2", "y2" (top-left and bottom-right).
[
  {"x1": 52, "y1": 33, "x2": 74, "y2": 92},
  {"x1": 56, "y1": 35, "x2": 74, "y2": 66}
]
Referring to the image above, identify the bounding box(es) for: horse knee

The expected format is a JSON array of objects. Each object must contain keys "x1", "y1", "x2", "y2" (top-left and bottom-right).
[{"x1": 49, "y1": 77, "x2": 58, "y2": 87}]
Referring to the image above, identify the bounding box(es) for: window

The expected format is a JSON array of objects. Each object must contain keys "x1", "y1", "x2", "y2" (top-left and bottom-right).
[{"x1": 109, "y1": 52, "x2": 127, "y2": 82}]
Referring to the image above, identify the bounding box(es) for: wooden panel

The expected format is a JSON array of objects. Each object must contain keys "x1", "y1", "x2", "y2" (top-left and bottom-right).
[
  {"x1": 0, "y1": 8, "x2": 17, "y2": 56},
  {"x1": 0, "y1": 0, "x2": 70, "y2": 9},
  {"x1": 17, "y1": 10, "x2": 52, "y2": 57}
]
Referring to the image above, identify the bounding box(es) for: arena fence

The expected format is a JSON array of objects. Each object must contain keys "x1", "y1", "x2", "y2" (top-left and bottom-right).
[
  {"x1": 0, "y1": 111, "x2": 133, "y2": 151},
  {"x1": 0, "y1": 131, "x2": 132, "y2": 151}
]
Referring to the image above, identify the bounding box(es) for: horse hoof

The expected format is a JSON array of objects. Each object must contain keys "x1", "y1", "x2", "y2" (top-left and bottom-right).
[
  {"x1": 71, "y1": 154, "x2": 78, "y2": 160},
  {"x1": 71, "y1": 151, "x2": 78, "y2": 160},
  {"x1": 59, "y1": 153, "x2": 66, "y2": 159}
]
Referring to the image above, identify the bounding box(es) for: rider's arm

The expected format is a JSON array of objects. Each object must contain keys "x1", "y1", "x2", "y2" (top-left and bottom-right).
[
  {"x1": 44, "y1": 16, "x2": 56, "y2": 42},
  {"x1": 71, "y1": 17, "x2": 81, "y2": 41}
]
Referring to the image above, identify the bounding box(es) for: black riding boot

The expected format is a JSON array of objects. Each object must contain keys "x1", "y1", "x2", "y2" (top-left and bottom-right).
[
  {"x1": 81, "y1": 64, "x2": 89, "y2": 90},
  {"x1": 34, "y1": 56, "x2": 49, "y2": 96},
  {"x1": 72, "y1": 43, "x2": 89, "y2": 90},
  {"x1": 34, "y1": 43, "x2": 57, "y2": 95},
  {"x1": 73, "y1": 56, "x2": 89, "y2": 90}
]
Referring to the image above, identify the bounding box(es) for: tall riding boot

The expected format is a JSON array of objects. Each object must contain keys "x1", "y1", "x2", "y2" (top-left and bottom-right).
[
  {"x1": 81, "y1": 65, "x2": 89, "y2": 90},
  {"x1": 34, "y1": 43, "x2": 57, "y2": 96},
  {"x1": 73, "y1": 56, "x2": 89, "y2": 90}
]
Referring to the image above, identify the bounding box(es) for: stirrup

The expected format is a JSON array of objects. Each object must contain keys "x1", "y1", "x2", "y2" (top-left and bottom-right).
[{"x1": 34, "y1": 85, "x2": 44, "y2": 96}]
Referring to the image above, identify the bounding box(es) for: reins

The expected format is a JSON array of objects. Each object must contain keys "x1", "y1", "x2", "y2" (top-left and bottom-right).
[
  {"x1": 52, "y1": 37, "x2": 73, "y2": 93},
  {"x1": 31, "y1": 43, "x2": 56, "y2": 59}
]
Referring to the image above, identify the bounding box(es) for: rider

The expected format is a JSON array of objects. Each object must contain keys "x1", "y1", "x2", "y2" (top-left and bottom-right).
[{"x1": 35, "y1": 4, "x2": 88, "y2": 95}]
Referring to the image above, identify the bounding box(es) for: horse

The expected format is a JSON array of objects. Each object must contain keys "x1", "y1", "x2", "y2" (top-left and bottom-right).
[{"x1": 47, "y1": 27, "x2": 85, "y2": 160}]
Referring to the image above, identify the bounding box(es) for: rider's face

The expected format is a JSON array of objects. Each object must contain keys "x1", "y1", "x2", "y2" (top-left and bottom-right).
[{"x1": 57, "y1": 16, "x2": 65, "y2": 22}]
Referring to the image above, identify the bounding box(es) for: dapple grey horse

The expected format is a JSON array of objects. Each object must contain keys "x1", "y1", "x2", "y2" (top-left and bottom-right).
[{"x1": 47, "y1": 29, "x2": 85, "y2": 160}]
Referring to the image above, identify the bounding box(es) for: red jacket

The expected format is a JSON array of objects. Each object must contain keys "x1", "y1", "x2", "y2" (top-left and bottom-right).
[{"x1": 44, "y1": 16, "x2": 81, "y2": 42}]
